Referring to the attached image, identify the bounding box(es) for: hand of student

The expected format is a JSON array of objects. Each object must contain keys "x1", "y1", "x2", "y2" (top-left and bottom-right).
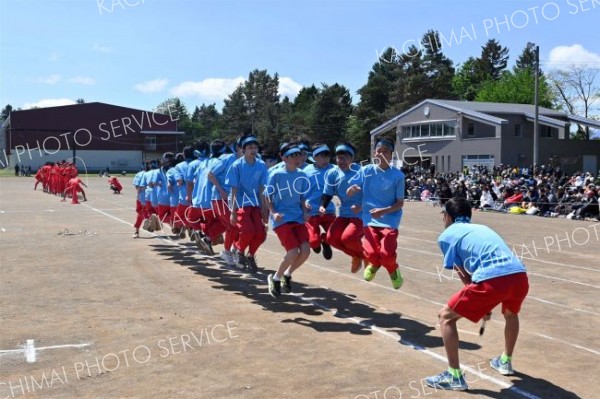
[
  {"x1": 351, "y1": 204, "x2": 361, "y2": 215},
  {"x1": 274, "y1": 212, "x2": 284, "y2": 222},
  {"x1": 305, "y1": 201, "x2": 312, "y2": 211},
  {"x1": 369, "y1": 208, "x2": 386, "y2": 218},
  {"x1": 318, "y1": 206, "x2": 326, "y2": 215},
  {"x1": 347, "y1": 184, "x2": 361, "y2": 196},
  {"x1": 483, "y1": 312, "x2": 492, "y2": 321}
]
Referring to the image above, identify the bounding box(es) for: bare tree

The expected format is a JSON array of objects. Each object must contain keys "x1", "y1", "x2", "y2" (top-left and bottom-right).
[{"x1": 549, "y1": 65, "x2": 600, "y2": 140}]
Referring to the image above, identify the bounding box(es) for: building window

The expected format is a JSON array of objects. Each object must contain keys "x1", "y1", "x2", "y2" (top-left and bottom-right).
[
  {"x1": 515, "y1": 124, "x2": 522, "y2": 138},
  {"x1": 443, "y1": 121, "x2": 456, "y2": 136},
  {"x1": 467, "y1": 122, "x2": 475, "y2": 136},
  {"x1": 540, "y1": 126, "x2": 554, "y2": 138},
  {"x1": 399, "y1": 120, "x2": 457, "y2": 140},
  {"x1": 145, "y1": 136, "x2": 156, "y2": 150}
]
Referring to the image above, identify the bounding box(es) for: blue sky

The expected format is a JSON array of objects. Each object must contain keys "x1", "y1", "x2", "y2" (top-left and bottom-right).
[{"x1": 1, "y1": 0, "x2": 599, "y2": 112}]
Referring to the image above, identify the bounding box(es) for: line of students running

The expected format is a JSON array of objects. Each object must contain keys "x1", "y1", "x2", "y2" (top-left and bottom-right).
[{"x1": 132, "y1": 135, "x2": 406, "y2": 297}]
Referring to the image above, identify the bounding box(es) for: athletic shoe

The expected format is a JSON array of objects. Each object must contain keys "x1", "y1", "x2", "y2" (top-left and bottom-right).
[
  {"x1": 267, "y1": 274, "x2": 281, "y2": 298},
  {"x1": 220, "y1": 250, "x2": 235, "y2": 266},
  {"x1": 235, "y1": 251, "x2": 248, "y2": 269},
  {"x1": 247, "y1": 256, "x2": 258, "y2": 272},
  {"x1": 312, "y1": 244, "x2": 321, "y2": 254},
  {"x1": 132, "y1": 232, "x2": 139, "y2": 238},
  {"x1": 322, "y1": 242, "x2": 332, "y2": 260},
  {"x1": 171, "y1": 226, "x2": 181, "y2": 235},
  {"x1": 281, "y1": 275, "x2": 292, "y2": 293},
  {"x1": 364, "y1": 264, "x2": 379, "y2": 282},
  {"x1": 201, "y1": 237, "x2": 214, "y2": 255},
  {"x1": 389, "y1": 269, "x2": 404, "y2": 289},
  {"x1": 490, "y1": 356, "x2": 514, "y2": 376},
  {"x1": 425, "y1": 370, "x2": 468, "y2": 391},
  {"x1": 351, "y1": 257, "x2": 362, "y2": 273},
  {"x1": 179, "y1": 228, "x2": 187, "y2": 239}
]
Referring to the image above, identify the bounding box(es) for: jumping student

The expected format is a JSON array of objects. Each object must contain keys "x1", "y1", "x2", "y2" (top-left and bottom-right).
[
  {"x1": 347, "y1": 137, "x2": 405, "y2": 289},
  {"x1": 132, "y1": 163, "x2": 149, "y2": 238},
  {"x1": 321, "y1": 142, "x2": 364, "y2": 273},
  {"x1": 208, "y1": 139, "x2": 243, "y2": 267},
  {"x1": 303, "y1": 143, "x2": 335, "y2": 259},
  {"x1": 265, "y1": 143, "x2": 311, "y2": 297},
  {"x1": 424, "y1": 197, "x2": 529, "y2": 391},
  {"x1": 172, "y1": 146, "x2": 194, "y2": 238},
  {"x1": 166, "y1": 153, "x2": 183, "y2": 234},
  {"x1": 154, "y1": 153, "x2": 175, "y2": 230},
  {"x1": 226, "y1": 135, "x2": 269, "y2": 271}
]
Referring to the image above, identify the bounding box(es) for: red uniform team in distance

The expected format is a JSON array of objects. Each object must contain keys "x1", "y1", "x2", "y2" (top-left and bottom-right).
[{"x1": 33, "y1": 160, "x2": 87, "y2": 203}]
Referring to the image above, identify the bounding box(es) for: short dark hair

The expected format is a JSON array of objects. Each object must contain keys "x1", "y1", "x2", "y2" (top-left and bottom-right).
[{"x1": 444, "y1": 197, "x2": 472, "y2": 221}]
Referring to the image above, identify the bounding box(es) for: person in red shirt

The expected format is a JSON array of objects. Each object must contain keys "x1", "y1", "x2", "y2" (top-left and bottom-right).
[
  {"x1": 62, "y1": 176, "x2": 87, "y2": 203},
  {"x1": 109, "y1": 176, "x2": 123, "y2": 194}
]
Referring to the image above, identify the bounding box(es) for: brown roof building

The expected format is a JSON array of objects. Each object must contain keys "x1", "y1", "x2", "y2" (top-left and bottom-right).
[{"x1": 1, "y1": 102, "x2": 184, "y2": 171}]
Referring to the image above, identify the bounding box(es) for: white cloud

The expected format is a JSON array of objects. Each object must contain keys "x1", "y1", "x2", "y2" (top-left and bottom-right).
[
  {"x1": 22, "y1": 98, "x2": 76, "y2": 109},
  {"x1": 279, "y1": 77, "x2": 303, "y2": 99},
  {"x1": 68, "y1": 76, "x2": 96, "y2": 85},
  {"x1": 93, "y1": 43, "x2": 112, "y2": 53},
  {"x1": 135, "y1": 78, "x2": 169, "y2": 93},
  {"x1": 170, "y1": 77, "x2": 245, "y2": 99},
  {"x1": 547, "y1": 44, "x2": 600, "y2": 70},
  {"x1": 39, "y1": 74, "x2": 62, "y2": 85}
]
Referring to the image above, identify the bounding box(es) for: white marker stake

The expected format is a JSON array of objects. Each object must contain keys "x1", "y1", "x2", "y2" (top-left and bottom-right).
[{"x1": 25, "y1": 339, "x2": 36, "y2": 363}]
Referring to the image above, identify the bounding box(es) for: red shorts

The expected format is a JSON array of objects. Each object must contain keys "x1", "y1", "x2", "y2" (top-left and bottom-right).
[
  {"x1": 448, "y1": 272, "x2": 529, "y2": 323},
  {"x1": 274, "y1": 222, "x2": 309, "y2": 251}
]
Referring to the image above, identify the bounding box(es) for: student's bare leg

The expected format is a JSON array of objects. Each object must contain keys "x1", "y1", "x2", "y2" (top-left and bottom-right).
[
  {"x1": 438, "y1": 305, "x2": 463, "y2": 369},
  {"x1": 275, "y1": 248, "x2": 299, "y2": 278},
  {"x1": 503, "y1": 309, "x2": 519, "y2": 357},
  {"x1": 286, "y1": 242, "x2": 310, "y2": 275}
]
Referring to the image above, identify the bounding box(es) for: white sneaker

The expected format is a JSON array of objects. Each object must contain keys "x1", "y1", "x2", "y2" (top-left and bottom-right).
[{"x1": 220, "y1": 250, "x2": 235, "y2": 266}]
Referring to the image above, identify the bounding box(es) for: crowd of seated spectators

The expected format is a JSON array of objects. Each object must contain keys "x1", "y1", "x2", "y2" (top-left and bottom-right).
[{"x1": 403, "y1": 163, "x2": 599, "y2": 221}]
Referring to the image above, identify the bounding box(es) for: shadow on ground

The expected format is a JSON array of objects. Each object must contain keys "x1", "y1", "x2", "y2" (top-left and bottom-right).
[
  {"x1": 467, "y1": 370, "x2": 581, "y2": 398},
  {"x1": 149, "y1": 242, "x2": 479, "y2": 352}
]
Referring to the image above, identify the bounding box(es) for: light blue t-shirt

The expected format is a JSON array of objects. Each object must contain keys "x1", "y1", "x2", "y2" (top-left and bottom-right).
[
  {"x1": 226, "y1": 157, "x2": 268, "y2": 208},
  {"x1": 133, "y1": 171, "x2": 146, "y2": 204},
  {"x1": 185, "y1": 157, "x2": 207, "y2": 183},
  {"x1": 323, "y1": 164, "x2": 363, "y2": 218},
  {"x1": 303, "y1": 163, "x2": 335, "y2": 216},
  {"x1": 166, "y1": 167, "x2": 179, "y2": 207},
  {"x1": 438, "y1": 222, "x2": 526, "y2": 283},
  {"x1": 264, "y1": 167, "x2": 308, "y2": 229},
  {"x1": 354, "y1": 164, "x2": 405, "y2": 229},
  {"x1": 191, "y1": 158, "x2": 217, "y2": 209},
  {"x1": 153, "y1": 168, "x2": 170, "y2": 206},
  {"x1": 143, "y1": 170, "x2": 155, "y2": 204},
  {"x1": 210, "y1": 153, "x2": 239, "y2": 201},
  {"x1": 173, "y1": 160, "x2": 190, "y2": 206}
]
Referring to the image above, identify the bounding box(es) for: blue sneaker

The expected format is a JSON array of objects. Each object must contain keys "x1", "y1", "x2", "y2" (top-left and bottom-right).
[
  {"x1": 425, "y1": 370, "x2": 468, "y2": 391},
  {"x1": 490, "y1": 356, "x2": 514, "y2": 375}
]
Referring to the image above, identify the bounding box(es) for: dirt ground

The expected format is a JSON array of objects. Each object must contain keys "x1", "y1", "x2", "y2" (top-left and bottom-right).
[{"x1": 0, "y1": 176, "x2": 598, "y2": 399}]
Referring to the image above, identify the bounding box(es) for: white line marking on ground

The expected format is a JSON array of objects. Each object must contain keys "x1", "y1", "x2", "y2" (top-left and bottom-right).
[{"x1": 0, "y1": 341, "x2": 92, "y2": 363}]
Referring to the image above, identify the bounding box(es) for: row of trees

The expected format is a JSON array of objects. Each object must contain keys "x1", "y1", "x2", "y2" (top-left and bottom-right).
[
  {"x1": 3, "y1": 30, "x2": 598, "y2": 157},
  {"x1": 157, "y1": 31, "x2": 598, "y2": 158}
]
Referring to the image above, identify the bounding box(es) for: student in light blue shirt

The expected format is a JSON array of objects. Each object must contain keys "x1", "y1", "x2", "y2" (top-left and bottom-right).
[
  {"x1": 302, "y1": 143, "x2": 336, "y2": 260},
  {"x1": 321, "y1": 142, "x2": 364, "y2": 273},
  {"x1": 225, "y1": 135, "x2": 268, "y2": 271},
  {"x1": 264, "y1": 143, "x2": 311, "y2": 298},
  {"x1": 425, "y1": 197, "x2": 529, "y2": 391},
  {"x1": 347, "y1": 137, "x2": 405, "y2": 289}
]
